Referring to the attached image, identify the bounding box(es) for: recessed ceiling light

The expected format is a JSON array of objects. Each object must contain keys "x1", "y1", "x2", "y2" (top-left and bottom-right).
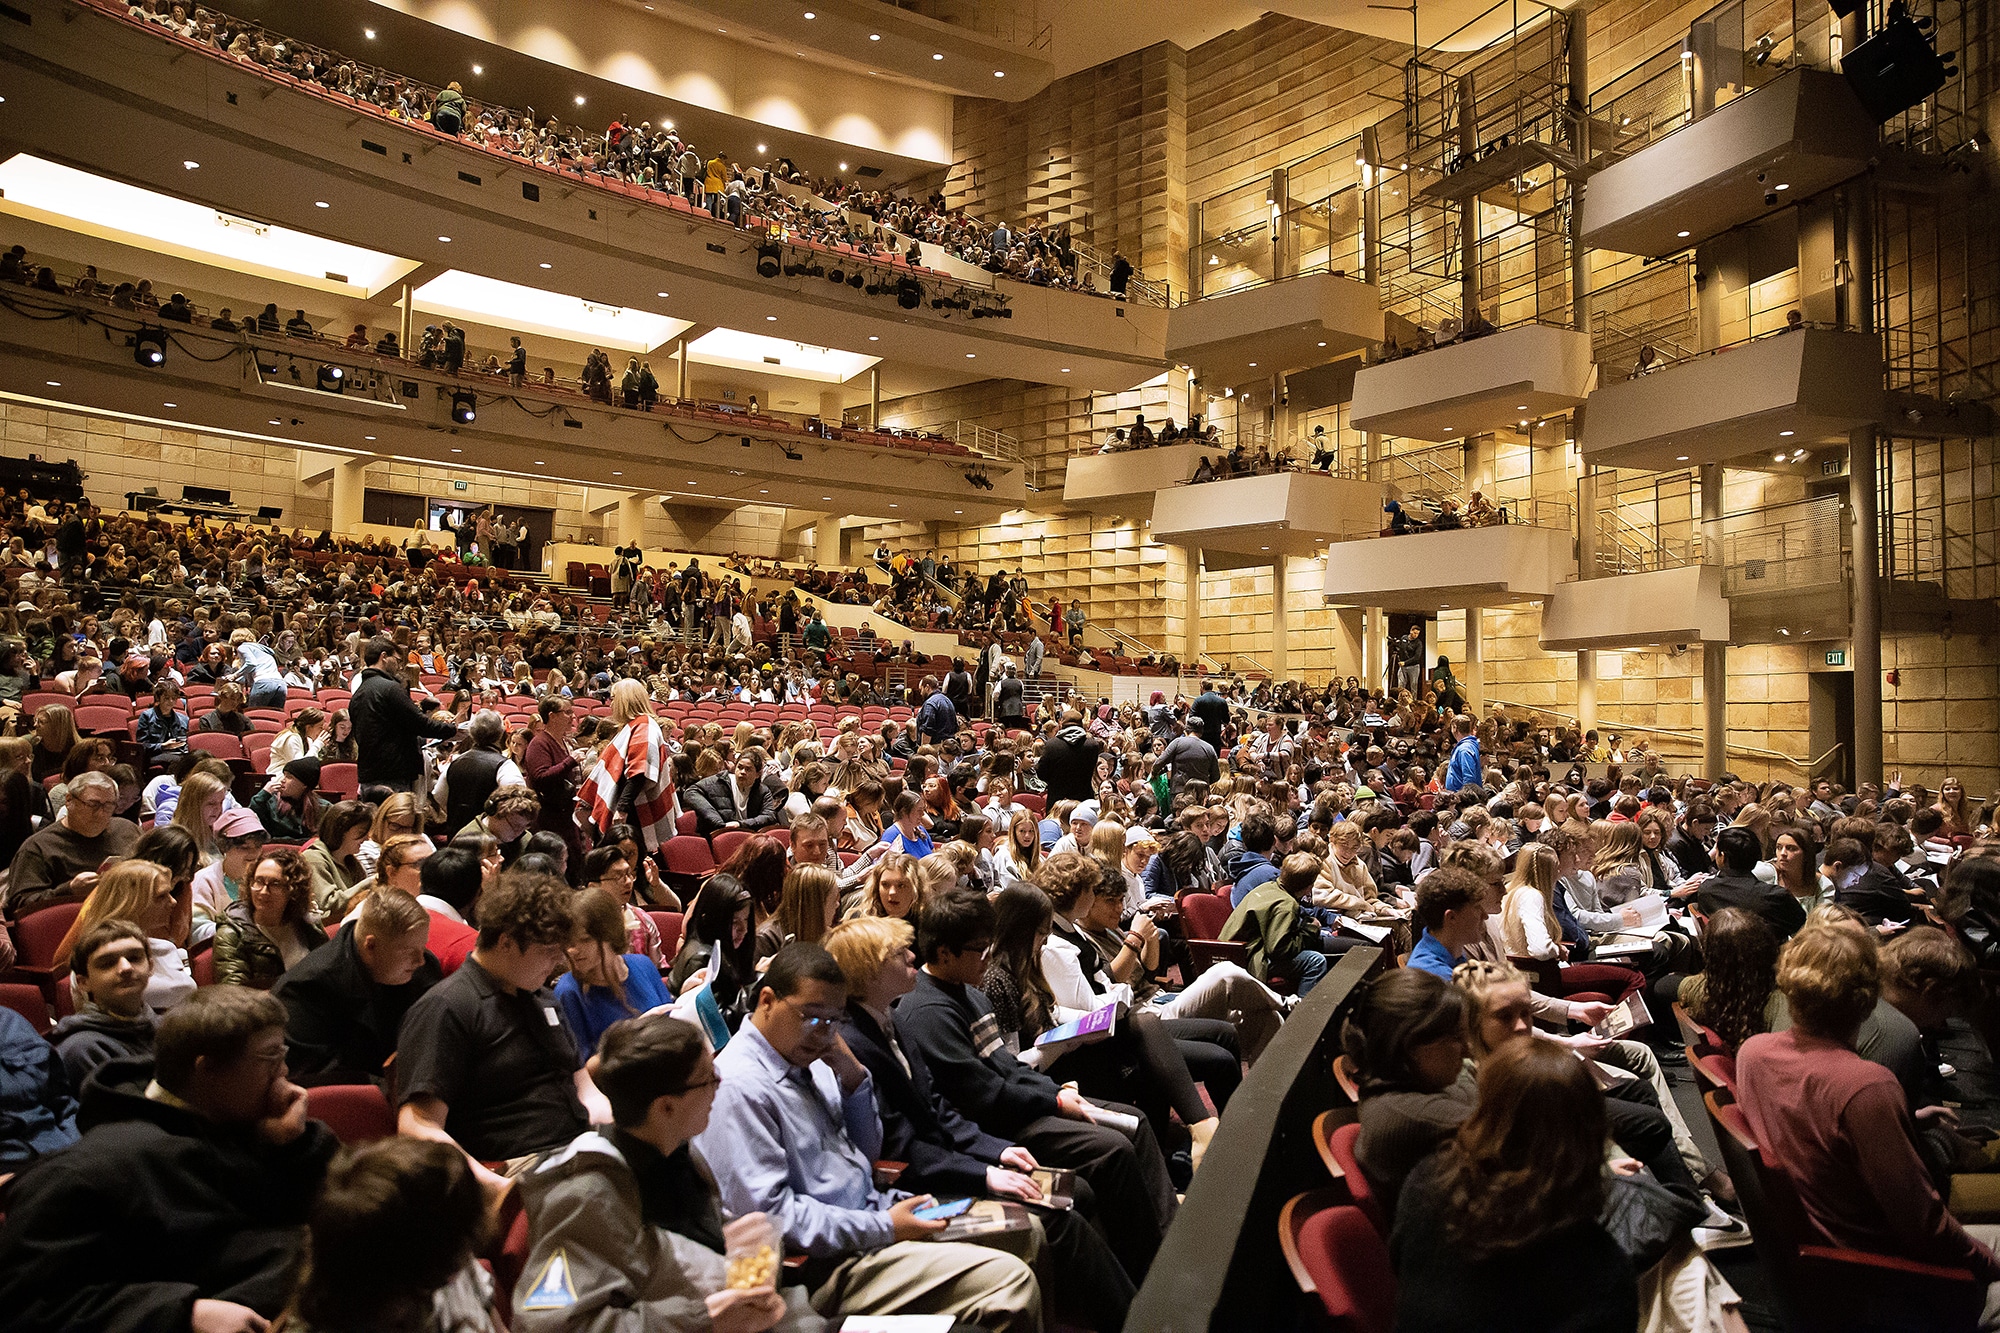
[
  {"x1": 1780, "y1": 429, "x2": 1795, "y2": 436},
  {"x1": 364, "y1": 435, "x2": 375, "y2": 440},
  {"x1": 182, "y1": 160, "x2": 198, "y2": 170},
  {"x1": 868, "y1": 335, "x2": 879, "y2": 341},
  {"x1": 760, "y1": 489, "x2": 769, "y2": 494},
  {"x1": 1317, "y1": 341, "x2": 1327, "y2": 347},
  {"x1": 766, "y1": 315, "x2": 778, "y2": 321},
  {"x1": 1444, "y1": 426, "x2": 1455, "y2": 431},
  {"x1": 574, "y1": 95, "x2": 586, "y2": 106},
  {"x1": 44, "y1": 380, "x2": 59, "y2": 387},
  {"x1": 451, "y1": 447, "x2": 461, "y2": 452},
  {"x1": 1249, "y1": 362, "x2": 1257, "y2": 367},
  {"x1": 1775, "y1": 183, "x2": 1789, "y2": 191},
  {"x1": 612, "y1": 470, "x2": 622, "y2": 475},
  {"x1": 869, "y1": 33, "x2": 881, "y2": 41},
  {"x1": 314, "y1": 200, "x2": 330, "y2": 208},
  {"x1": 364, "y1": 27, "x2": 375, "y2": 38},
  {"x1": 1676, "y1": 454, "x2": 1690, "y2": 461},
  {"x1": 994, "y1": 70, "x2": 1005, "y2": 77},
  {"x1": 839, "y1": 162, "x2": 849, "y2": 171},
  {"x1": 823, "y1": 495, "x2": 832, "y2": 501},
  {"x1": 1677, "y1": 230, "x2": 1691, "y2": 238},
  {"x1": 471, "y1": 63, "x2": 483, "y2": 74},
  {"x1": 1261, "y1": 546, "x2": 1270, "y2": 551},
  {"x1": 657, "y1": 292, "x2": 670, "y2": 298},
  {"x1": 954, "y1": 509, "x2": 963, "y2": 514},
  {"x1": 687, "y1": 480, "x2": 697, "y2": 485},
  {"x1": 1516, "y1": 405, "x2": 1528, "y2": 411},
  {"x1": 966, "y1": 353, "x2": 976, "y2": 358},
  {"x1": 757, "y1": 144, "x2": 767, "y2": 154},
  {"x1": 269, "y1": 418, "x2": 280, "y2": 424},
  {"x1": 162, "y1": 402, "x2": 176, "y2": 408},
  {"x1": 803, "y1": 9, "x2": 814, "y2": 16},
  {"x1": 1060, "y1": 367, "x2": 1070, "y2": 372},
  {"x1": 438, "y1": 235, "x2": 452, "y2": 243},
  {"x1": 934, "y1": 52, "x2": 944, "y2": 60},
  {"x1": 890, "y1": 502, "x2": 898, "y2": 507},
  {"x1": 1774, "y1": 451, "x2": 1788, "y2": 461},
  {"x1": 534, "y1": 460, "x2": 545, "y2": 465}
]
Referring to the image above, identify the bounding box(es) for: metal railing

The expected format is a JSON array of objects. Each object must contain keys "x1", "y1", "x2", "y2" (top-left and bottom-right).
[
  {"x1": 1721, "y1": 495, "x2": 1845, "y2": 595},
  {"x1": 1485, "y1": 696, "x2": 1847, "y2": 776}
]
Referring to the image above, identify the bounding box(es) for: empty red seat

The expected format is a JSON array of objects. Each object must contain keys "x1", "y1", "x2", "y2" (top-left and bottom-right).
[{"x1": 306, "y1": 1083, "x2": 397, "y2": 1144}]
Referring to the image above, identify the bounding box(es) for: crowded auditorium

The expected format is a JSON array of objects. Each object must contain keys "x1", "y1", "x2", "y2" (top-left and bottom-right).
[{"x1": 0, "y1": 0, "x2": 1994, "y2": 1329}]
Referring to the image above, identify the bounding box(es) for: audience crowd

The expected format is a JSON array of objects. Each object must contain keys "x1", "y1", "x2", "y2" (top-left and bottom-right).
[{"x1": 109, "y1": 0, "x2": 1144, "y2": 301}]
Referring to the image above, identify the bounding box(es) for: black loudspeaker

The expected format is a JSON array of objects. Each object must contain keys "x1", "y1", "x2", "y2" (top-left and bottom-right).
[{"x1": 1841, "y1": 13, "x2": 1951, "y2": 122}]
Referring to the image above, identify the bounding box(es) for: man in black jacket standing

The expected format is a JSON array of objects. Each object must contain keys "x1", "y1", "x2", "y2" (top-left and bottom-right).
[
  {"x1": 350, "y1": 635, "x2": 458, "y2": 792},
  {"x1": 0, "y1": 988, "x2": 338, "y2": 1333},
  {"x1": 1037, "y1": 709, "x2": 1103, "y2": 804},
  {"x1": 1190, "y1": 680, "x2": 1230, "y2": 752},
  {"x1": 826, "y1": 915, "x2": 1136, "y2": 1331}
]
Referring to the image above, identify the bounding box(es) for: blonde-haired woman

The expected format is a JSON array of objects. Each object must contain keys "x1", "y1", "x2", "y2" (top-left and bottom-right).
[
  {"x1": 168, "y1": 769, "x2": 232, "y2": 860},
  {"x1": 357, "y1": 790, "x2": 425, "y2": 877},
  {"x1": 1935, "y1": 776, "x2": 1974, "y2": 839},
  {"x1": 1500, "y1": 842, "x2": 1569, "y2": 962},
  {"x1": 578, "y1": 677, "x2": 678, "y2": 853},
  {"x1": 841, "y1": 848, "x2": 922, "y2": 923},
  {"x1": 64, "y1": 860, "x2": 194, "y2": 1013}
]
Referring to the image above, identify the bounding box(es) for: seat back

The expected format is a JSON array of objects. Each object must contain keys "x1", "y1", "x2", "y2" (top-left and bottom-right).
[
  {"x1": 1321, "y1": 1118, "x2": 1386, "y2": 1234},
  {"x1": 1296, "y1": 1201, "x2": 1397, "y2": 1332},
  {"x1": 1181, "y1": 892, "x2": 1232, "y2": 941},
  {"x1": 647, "y1": 910, "x2": 685, "y2": 961},
  {"x1": 319, "y1": 763, "x2": 359, "y2": 800},
  {"x1": 0, "y1": 981, "x2": 52, "y2": 1034},
  {"x1": 305, "y1": 1083, "x2": 397, "y2": 1143},
  {"x1": 15, "y1": 902, "x2": 82, "y2": 971}
]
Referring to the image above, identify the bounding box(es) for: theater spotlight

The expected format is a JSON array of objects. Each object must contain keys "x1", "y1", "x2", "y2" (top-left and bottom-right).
[
  {"x1": 450, "y1": 390, "x2": 476, "y2": 424},
  {"x1": 132, "y1": 327, "x2": 167, "y2": 367},
  {"x1": 897, "y1": 278, "x2": 923, "y2": 310},
  {"x1": 827, "y1": 265, "x2": 846, "y2": 284},
  {"x1": 756, "y1": 242, "x2": 781, "y2": 278},
  {"x1": 804, "y1": 261, "x2": 824, "y2": 278},
  {"x1": 848, "y1": 272, "x2": 865, "y2": 288},
  {"x1": 316, "y1": 364, "x2": 345, "y2": 392},
  {"x1": 782, "y1": 446, "x2": 804, "y2": 461},
  {"x1": 865, "y1": 280, "x2": 885, "y2": 296}
]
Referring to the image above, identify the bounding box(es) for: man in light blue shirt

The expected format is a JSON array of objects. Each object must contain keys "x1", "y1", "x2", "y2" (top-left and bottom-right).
[
  {"x1": 1442, "y1": 714, "x2": 1483, "y2": 793},
  {"x1": 697, "y1": 943, "x2": 1043, "y2": 1331},
  {"x1": 228, "y1": 629, "x2": 287, "y2": 710}
]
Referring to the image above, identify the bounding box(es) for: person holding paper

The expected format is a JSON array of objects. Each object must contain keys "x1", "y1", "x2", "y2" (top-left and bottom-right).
[
  {"x1": 894, "y1": 890, "x2": 1178, "y2": 1284},
  {"x1": 825, "y1": 916, "x2": 1138, "y2": 1332},
  {"x1": 695, "y1": 943, "x2": 1044, "y2": 1333}
]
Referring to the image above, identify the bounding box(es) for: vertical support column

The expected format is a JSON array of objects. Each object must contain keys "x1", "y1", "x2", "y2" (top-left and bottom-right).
[
  {"x1": 1188, "y1": 198, "x2": 1206, "y2": 299},
  {"x1": 1178, "y1": 545, "x2": 1204, "y2": 669},
  {"x1": 1576, "y1": 463, "x2": 1599, "y2": 735},
  {"x1": 397, "y1": 283, "x2": 413, "y2": 358},
  {"x1": 1463, "y1": 606, "x2": 1484, "y2": 714},
  {"x1": 1701, "y1": 463, "x2": 1729, "y2": 776},
  {"x1": 818, "y1": 389, "x2": 845, "y2": 425},
  {"x1": 616, "y1": 492, "x2": 649, "y2": 548},
  {"x1": 1577, "y1": 651, "x2": 1598, "y2": 736},
  {"x1": 1361, "y1": 127, "x2": 1381, "y2": 289},
  {"x1": 1270, "y1": 166, "x2": 1291, "y2": 282},
  {"x1": 1363, "y1": 608, "x2": 1386, "y2": 693},
  {"x1": 329, "y1": 456, "x2": 369, "y2": 536},
  {"x1": 1847, "y1": 182, "x2": 1883, "y2": 787},
  {"x1": 813, "y1": 515, "x2": 844, "y2": 566},
  {"x1": 1270, "y1": 559, "x2": 1290, "y2": 683},
  {"x1": 870, "y1": 368, "x2": 881, "y2": 429},
  {"x1": 1457, "y1": 74, "x2": 1481, "y2": 324},
  {"x1": 675, "y1": 338, "x2": 688, "y2": 402}
]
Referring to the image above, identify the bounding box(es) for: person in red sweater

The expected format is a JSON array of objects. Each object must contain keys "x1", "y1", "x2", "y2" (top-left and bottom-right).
[
  {"x1": 1737, "y1": 914, "x2": 2000, "y2": 1283},
  {"x1": 522, "y1": 696, "x2": 583, "y2": 882}
]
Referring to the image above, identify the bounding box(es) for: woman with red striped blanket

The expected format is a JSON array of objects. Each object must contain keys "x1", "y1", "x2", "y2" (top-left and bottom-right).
[{"x1": 577, "y1": 678, "x2": 678, "y2": 863}]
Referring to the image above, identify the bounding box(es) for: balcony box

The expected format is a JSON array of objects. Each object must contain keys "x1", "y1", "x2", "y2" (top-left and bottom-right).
[
  {"x1": 1349, "y1": 324, "x2": 1594, "y2": 443},
  {"x1": 1149, "y1": 471, "x2": 1384, "y2": 558},
  {"x1": 1316, "y1": 523, "x2": 1574, "y2": 612},
  {"x1": 1580, "y1": 328, "x2": 1882, "y2": 472},
  {"x1": 1063, "y1": 442, "x2": 1211, "y2": 518},
  {"x1": 1165, "y1": 272, "x2": 1382, "y2": 383},
  {"x1": 1539, "y1": 566, "x2": 1730, "y2": 652},
  {"x1": 1581, "y1": 69, "x2": 1877, "y2": 258}
]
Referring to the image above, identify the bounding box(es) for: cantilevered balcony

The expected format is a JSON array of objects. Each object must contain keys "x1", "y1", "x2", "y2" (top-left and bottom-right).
[
  {"x1": 1063, "y1": 443, "x2": 1212, "y2": 518},
  {"x1": 1539, "y1": 566, "x2": 1730, "y2": 652},
  {"x1": 1316, "y1": 517, "x2": 1575, "y2": 613},
  {"x1": 1580, "y1": 328, "x2": 1883, "y2": 472},
  {"x1": 1148, "y1": 470, "x2": 1385, "y2": 559},
  {"x1": 1349, "y1": 324, "x2": 1595, "y2": 443},
  {"x1": 1165, "y1": 272, "x2": 1383, "y2": 384},
  {"x1": 1581, "y1": 69, "x2": 1877, "y2": 258}
]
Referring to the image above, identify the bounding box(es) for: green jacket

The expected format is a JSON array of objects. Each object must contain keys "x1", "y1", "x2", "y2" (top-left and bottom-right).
[{"x1": 1221, "y1": 883, "x2": 1317, "y2": 984}]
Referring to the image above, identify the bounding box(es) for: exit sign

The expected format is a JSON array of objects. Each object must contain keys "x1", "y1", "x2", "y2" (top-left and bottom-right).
[
  {"x1": 1826, "y1": 649, "x2": 1846, "y2": 666},
  {"x1": 453, "y1": 481, "x2": 468, "y2": 492}
]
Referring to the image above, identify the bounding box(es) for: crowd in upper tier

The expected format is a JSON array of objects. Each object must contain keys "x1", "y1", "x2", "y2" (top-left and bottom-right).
[{"x1": 108, "y1": 0, "x2": 1142, "y2": 300}]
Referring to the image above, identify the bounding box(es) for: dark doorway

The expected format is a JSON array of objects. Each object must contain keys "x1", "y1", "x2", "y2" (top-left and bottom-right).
[
  {"x1": 428, "y1": 499, "x2": 554, "y2": 572},
  {"x1": 1809, "y1": 670, "x2": 1855, "y2": 788}
]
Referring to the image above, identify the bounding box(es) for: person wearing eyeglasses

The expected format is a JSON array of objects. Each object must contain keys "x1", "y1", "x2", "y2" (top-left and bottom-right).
[
  {"x1": 696, "y1": 942, "x2": 1043, "y2": 1333},
  {"x1": 3, "y1": 770, "x2": 140, "y2": 918}
]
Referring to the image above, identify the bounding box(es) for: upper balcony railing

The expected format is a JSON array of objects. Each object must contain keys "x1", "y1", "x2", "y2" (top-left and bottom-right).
[{"x1": 1190, "y1": 137, "x2": 1369, "y2": 302}]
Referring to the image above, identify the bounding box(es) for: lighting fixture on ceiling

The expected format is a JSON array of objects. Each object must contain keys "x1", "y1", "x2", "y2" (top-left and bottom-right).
[
  {"x1": 314, "y1": 200, "x2": 330, "y2": 208},
  {"x1": 934, "y1": 52, "x2": 944, "y2": 60},
  {"x1": 1678, "y1": 230, "x2": 1691, "y2": 238},
  {"x1": 450, "y1": 391, "x2": 476, "y2": 425},
  {"x1": 471, "y1": 64, "x2": 483, "y2": 74},
  {"x1": 575, "y1": 95, "x2": 586, "y2": 105},
  {"x1": 133, "y1": 327, "x2": 167, "y2": 366},
  {"x1": 182, "y1": 160, "x2": 198, "y2": 170},
  {"x1": 364, "y1": 27, "x2": 375, "y2": 38},
  {"x1": 869, "y1": 33, "x2": 880, "y2": 40},
  {"x1": 1779, "y1": 429, "x2": 1795, "y2": 436},
  {"x1": 995, "y1": 70, "x2": 1005, "y2": 77}
]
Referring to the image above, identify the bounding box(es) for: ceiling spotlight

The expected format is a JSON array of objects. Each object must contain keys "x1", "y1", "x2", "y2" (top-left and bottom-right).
[
  {"x1": 869, "y1": 335, "x2": 880, "y2": 341},
  {"x1": 316, "y1": 364, "x2": 345, "y2": 392},
  {"x1": 132, "y1": 327, "x2": 167, "y2": 367},
  {"x1": 44, "y1": 380, "x2": 59, "y2": 387},
  {"x1": 803, "y1": 9, "x2": 814, "y2": 16},
  {"x1": 757, "y1": 144, "x2": 767, "y2": 154},
  {"x1": 994, "y1": 70, "x2": 1005, "y2": 78},
  {"x1": 364, "y1": 435, "x2": 376, "y2": 441},
  {"x1": 314, "y1": 200, "x2": 330, "y2": 208},
  {"x1": 869, "y1": 33, "x2": 880, "y2": 40},
  {"x1": 364, "y1": 27, "x2": 375, "y2": 38},
  {"x1": 1677, "y1": 230, "x2": 1691, "y2": 238},
  {"x1": 838, "y1": 162, "x2": 849, "y2": 171},
  {"x1": 539, "y1": 262, "x2": 552, "y2": 269},
  {"x1": 471, "y1": 63, "x2": 483, "y2": 74},
  {"x1": 1775, "y1": 182, "x2": 1789, "y2": 191},
  {"x1": 1676, "y1": 455, "x2": 1690, "y2": 461},
  {"x1": 438, "y1": 235, "x2": 452, "y2": 243},
  {"x1": 162, "y1": 402, "x2": 176, "y2": 409},
  {"x1": 1780, "y1": 429, "x2": 1795, "y2": 436},
  {"x1": 1774, "y1": 451, "x2": 1788, "y2": 461},
  {"x1": 182, "y1": 160, "x2": 198, "y2": 170},
  {"x1": 766, "y1": 315, "x2": 778, "y2": 321},
  {"x1": 450, "y1": 390, "x2": 476, "y2": 425},
  {"x1": 574, "y1": 95, "x2": 586, "y2": 105},
  {"x1": 934, "y1": 52, "x2": 944, "y2": 60},
  {"x1": 1317, "y1": 341, "x2": 1327, "y2": 347}
]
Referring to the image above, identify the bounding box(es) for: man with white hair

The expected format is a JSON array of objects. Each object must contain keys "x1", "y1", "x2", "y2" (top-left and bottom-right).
[
  {"x1": 433, "y1": 709, "x2": 525, "y2": 835},
  {"x1": 4, "y1": 772, "x2": 141, "y2": 916}
]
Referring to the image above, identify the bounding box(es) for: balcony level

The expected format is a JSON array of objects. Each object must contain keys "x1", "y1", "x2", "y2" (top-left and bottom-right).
[
  {"x1": 1062, "y1": 442, "x2": 1210, "y2": 518},
  {"x1": 1349, "y1": 324, "x2": 1595, "y2": 444},
  {"x1": 1317, "y1": 522, "x2": 1575, "y2": 613},
  {"x1": 1165, "y1": 272, "x2": 1383, "y2": 385},
  {"x1": 1148, "y1": 471, "x2": 1385, "y2": 559},
  {"x1": 0, "y1": 0, "x2": 1168, "y2": 391},
  {"x1": 1580, "y1": 328, "x2": 1883, "y2": 472},
  {"x1": 0, "y1": 291, "x2": 1020, "y2": 523},
  {"x1": 1538, "y1": 566, "x2": 1730, "y2": 652},
  {"x1": 1581, "y1": 69, "x2": 1877, "y2": 258}
]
